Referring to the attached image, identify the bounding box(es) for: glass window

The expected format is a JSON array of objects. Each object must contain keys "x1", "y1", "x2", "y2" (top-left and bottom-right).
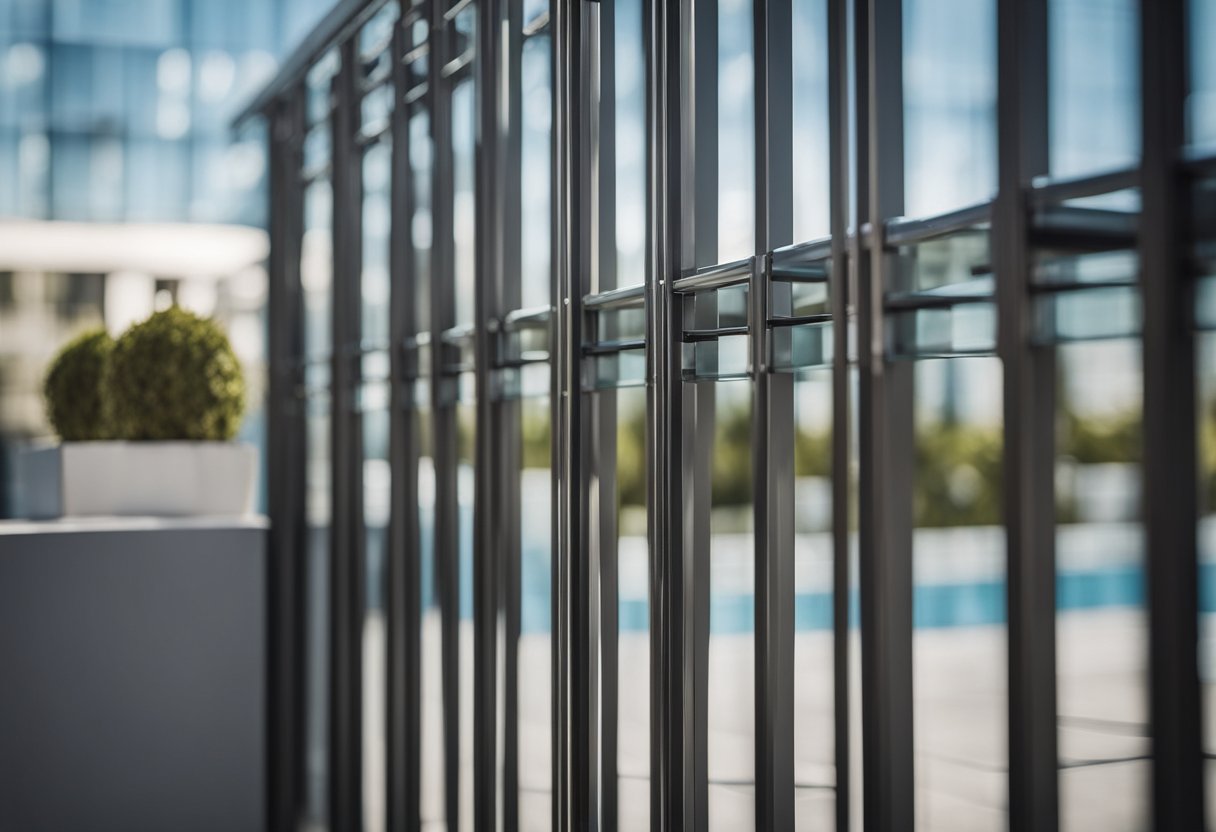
[
  {"x1": 1190, "y1": 0, "x2": 1216, "y2": 146},
  {"x1": 303, "y1": 179, "x2": 334, "y2": 364},
  {"x1": 1199, "y1": 333, "x2": 1216, "y2": 831},
  {"x1": 457, "y1": 380, "x2": 477, "y2": 832},
  {"x1": 518, "y1": 382, "x2": 553, "y2": 830},
  {"x1": 611, "y1": 0, "x2": 646, "y2": 290},
  {"x1": 362, "y1": 139, "x2": 392, "y2": 347},
  {"x1": 521, "y1": 34, "x2": 552, "y2": 310},
  {"x1": 1049, "y1": 0, "x2": 1140, "y2": 177},
  {"x1": 716, "y1": 0, "x2": 755, "y2": 263},
  {"x1": 911, "y1": 357, "x2": 1006, "y2": 831},
  {"x1": 707, "y1": 379, "x2": 756, "y2": 831},
  {"x1": 452, "y1": 79, "x2": 477, "y2": 328},
  {"x1": 613, "y1": 384, "x2": 650, "y2": 831},
  {"x1": 1054, "y1": 340, "x2": 1149, "y2": 831},
  {"x1": 791, "y1": 0, "x2": 830, "y2": 242},
  {"x1": 903, "y1": 0, "x2": 997, "y2": 216},
  {"x1": 793, "y1": 368, "x2": 834, "y2": 830}
]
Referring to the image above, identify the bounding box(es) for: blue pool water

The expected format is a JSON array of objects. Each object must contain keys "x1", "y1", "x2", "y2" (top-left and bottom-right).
[{"x1": 412, "y1": 514, "x2": 1216, "y2": 635}]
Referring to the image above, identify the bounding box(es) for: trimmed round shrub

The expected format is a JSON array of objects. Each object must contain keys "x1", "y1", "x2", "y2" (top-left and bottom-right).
[
  {"x1": 43, "y1": 328, "x2": 115, "y2": 441},
  {"x1": 108, "y1": 306, "x2": 246, "y2": 441}
]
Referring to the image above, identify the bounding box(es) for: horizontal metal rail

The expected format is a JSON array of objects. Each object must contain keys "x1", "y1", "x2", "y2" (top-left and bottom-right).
[
  {"x1": 768, "y1": 313, "x2": 833, "y2": 328},
  {"x1": 1029, "y1": 165, "x2": 1140, "y2": 207},
  {"x1": 883, "y1": 200, "x2": 993, "y2": 247},
  {"x1": 672, "y1": 257, "x2": 754, "y2": 293},
  {"x1": 583, "y1": 282, "x2": 646, "y2": 310},
  {"x1": 582, "y1": 338, "x2": 647, "y2": 356},
  {"x1": 522, "y1": 9, "x2": 551, "y2": 37},
  {"x1": 681, "y1": 325, "x2": 749, "y2": 342},
  {"x1": 502, "y1": 305, "x2": 553, "y2": 331}
]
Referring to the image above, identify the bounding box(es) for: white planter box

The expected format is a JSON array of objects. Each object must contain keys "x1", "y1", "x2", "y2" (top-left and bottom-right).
[{"x1": 19, "y1": 442, "x2": 258, "y2": 519}]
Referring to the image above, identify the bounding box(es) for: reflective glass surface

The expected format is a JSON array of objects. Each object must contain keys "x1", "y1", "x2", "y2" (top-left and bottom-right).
[
  {"x1": 912, "y1": 357, "x2": 1006, "y2": 830},
  {"x1": 717, "y1": 0, "x2": 755, "y2": 263},
  {"x1": 458, "y1": 386, "x2": 477, "y2": 832},
  {"x1": 519, "y1": 390, "x2": 553, "y2": 830},
  {"x1": 793, "y1": 368, "x2": 835, "y2": 830},
  {"x1": 903, "y1": 0, "x2": 996, "y2": 216},
  {"x1": 453, "y1": 79, "x2": 476, "y2": 328},
  {"x1": 521, "y1": 34, "x2": 552, "y2": 310},
  {"x1": 1200, "y1": 334, "x2": 1216, "y2": 831},
  {"x1": 615, "y1": 385, "x2": 650, "y2": 831},
  {"x1": 1049, "y1": 0, "x2": 1140, "y2": 177},
  {"x1": 362, "y1": 139, "x2": 391, "y2": 346},
  {"x1": 792, "y1": 0, "x2": 830, "y2": 241},
  {"x1": 1055, "y1": 340, "x2": 1148, "y2": 830},
  {"x1": 361, "y1": 384, "x2": 390, "y2": 832},
  {"x1": 707, "y1": 380, "x2": 756, "y2": 831},
  {"x1": 609, "y1": 0, "x2": 646, "y2": 292}
]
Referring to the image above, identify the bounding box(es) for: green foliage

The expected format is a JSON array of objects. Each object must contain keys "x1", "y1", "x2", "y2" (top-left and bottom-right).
[
  {"x1": 108, "y1": 306, "x2": 246, "y2": 441},
  {"x1": 43, "y1": 327, "x2": 115, "y2": 441},
  {"x1": 914, "y1": 423, "x2": 1003, "y2": 528}
]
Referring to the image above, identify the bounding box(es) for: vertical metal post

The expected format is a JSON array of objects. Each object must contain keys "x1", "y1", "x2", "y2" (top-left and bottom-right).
[
  {"x1": 429, "y1": 2, "x2": 461, "y2": 827},
  {"x1": 856, "y1": 0, "x2": 913, "y2": 829},
  {"x1": 330, "y1": 36, "x2": 364, "y2": 832},
  {"x1": 266, "y1": 90, "x2": 307, "y2": 832},
  {"x1": 499, "y1": 1, "x2": 525, "y2": 828},
  {"x1": 388, "y1": 6, "x2": 421, "y2": 830},
  {"x1": 994, "y1": 1, "x2": 1056, "y2": 830},
  {"x1": 1140, "y1": 0, "x2": 1205, "y2": 828},
  {"x1": 553, "y1": 0, "x2": 596, "y2": 827},
  {"x1": 594, "y1": 4, "x2": 620, "y2": 828},
  {"x1": 826, "y1": 0, "x2": 851, "y2": 828},
  {"x1": 474, "y1": 0, "x2": 502, "y2": 829},
  {"x1": 753, "y1": 0, "x2": 795, "y2": 829},
  {"x1": 648, "y1": 0, "x2": 685, "y2": 828}
]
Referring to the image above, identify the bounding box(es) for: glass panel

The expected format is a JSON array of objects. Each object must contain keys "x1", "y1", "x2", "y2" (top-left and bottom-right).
[
  {"x1": 615, "y1": 385, "x2": 650, "y2": 831},
  {"x1": 305, "y1": 391, "x2": 331, "y2": 827},
  {"x1": 1035, "y1": 285, "x2": 1140, "y2": 343},
  {"x1": 589, "y1": 349, "x2": 647, "y2": 390},
  {"x1": 911, "y1": 357, "x2": 1006, "y2": 831},
  {"x1": 521, "y1": 34, "x2": 552, "y2": 310},
  {"x1": 362, "y1": 139, "x2": 391, "y2": 347},
  {"x1": 1190, "y1": 0, "x2": 1216, "y2": 146},
  {"x1": 361, "y1": 385, "x2": 390, "y2": 832},
  {"x1": 890, "y1": 228, "x2": 991, "y2": 296},
  {"x1": 772, "y1": 321, "x2": 833, "y2": 372},
  {"x1": 717, "y1": 0, "x2": 755, "y2": 262},
  {"x1": 410, "y1": 111, "x2": 433, "y2": 334},
  {"x1": 1200, "y1": 333, "x2": 1216, "y2": 830},
  {"x1": 303, "y1": 178, "x2": 333, "y2": 360},
  {"x1": 610, "y1": 0, "x2": 646, "y2": 291},
  {"x1": 890, "y1": 303, "x2": 997, "y2": 358},
  {"x1": 453, "y1": 79, "x2": 476, "y2": 328},
  {"x1": 707, "y1": 380, "x2": 756, "y2": 831},
  {"x1": 1049, "y1": 0, "x2": 1140, "y2": 177},
  {"x1": 792, "y1": 0, "x2": 830, "y2": 241},
  {"x1": 793, "y1": 368, "x2": 835, "y2": 830},
  {"x1": 359, "y1": 2, "x2": 397, "y2": 59},
  {"x1": 417, "y1": 379, "x2": 446, "y2": 829},
  {"x1": 1055, "y1": 339, "x2": 1149, "y2": 831},
  {"x1": 519, "y1": 389, "x2": 553, "y2": 831},
  {"x1": 458, "y1": 379, "x2": 477, "y2": 832},
  {"x1": 307, "y1": 49, "x2": 339, "y2": 125},
  {"x1": 902, "y1": 0, "x2": 997, "y2": 217},
  {"x1": 362, "y1": 83, "x2": 394, "y2": 136}
]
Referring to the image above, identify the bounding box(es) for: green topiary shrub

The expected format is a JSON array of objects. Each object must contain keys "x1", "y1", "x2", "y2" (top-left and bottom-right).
[
  {"x1": 43, "y1": 327, "x2": 115, "y2": 441},
  {"x1": 108, "y1": 306, "x2": 246, "y2": 441}
]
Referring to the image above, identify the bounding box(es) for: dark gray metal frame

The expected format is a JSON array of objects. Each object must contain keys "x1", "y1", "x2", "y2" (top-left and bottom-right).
[{"x1": 242, "y1": 0, "x2": 1208, "y2": 829}]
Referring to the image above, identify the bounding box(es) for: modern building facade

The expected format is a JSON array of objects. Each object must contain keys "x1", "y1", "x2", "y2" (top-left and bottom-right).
[
  {"x1": 244, "y1": 0, "x2": 1216, "y2": 830},
  {"x1": 0, "y1": 0, "x2": 338, "y2": 515}
]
